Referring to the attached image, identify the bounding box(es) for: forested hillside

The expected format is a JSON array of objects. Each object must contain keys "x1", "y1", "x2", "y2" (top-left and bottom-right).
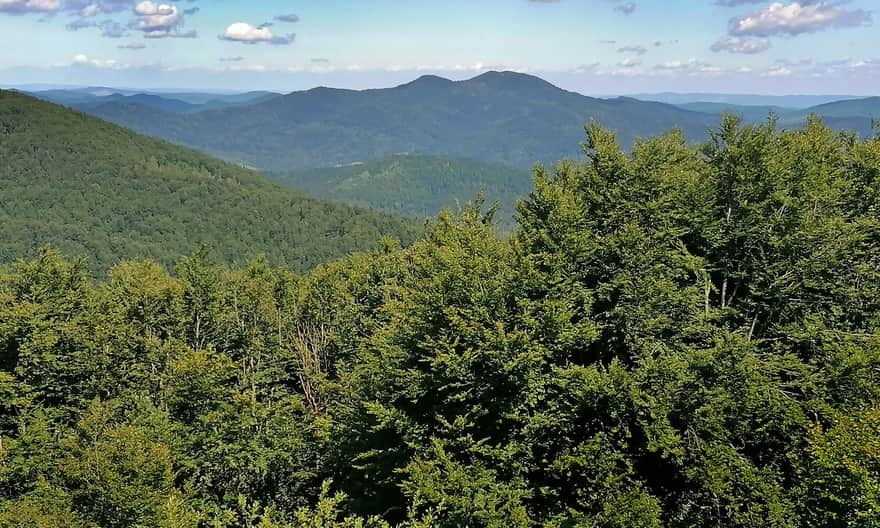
[
  {"x1": 80, "y1": 71, "x2": 718, "y2": 171},
  {"x1": 47, "y1": 74, "x2": 880, "y2": 178},
  {"x1": 0, "y1": 91, "x2": 421, "y2": 273},
  {"x1": 672, "y1": 98, "x2": 879, "y2": 140},
  {"x1": 2, "y1": 116, "x2": 878, "y2": 527},
  {"x1": 28, "y1": 88, "x2": 281, "y2": 114},
  {"x1": 278, "y1": 154, "x2": 532, "y2": 228}
]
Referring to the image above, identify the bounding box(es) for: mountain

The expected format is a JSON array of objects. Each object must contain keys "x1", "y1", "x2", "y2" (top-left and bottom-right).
[
  {"x1": 150, "y1": 90, "x2": 281, "y2": 106},
  {"x1": 27, "y1": 89, "x2": 281, "y2": 114},
  {"x1": 674, "y1": 102, "x2": 795, "y2": 122},
  {"x1": 0, "y1": 90, "x2": 421, "y2": 273},
  {"x1": 83, "y1": 93, "x2": 197, "y2": 114},
  {"x1": 633, "y1": 92, "x2": 866, "y2": 108},
  {"x1": 672, "y1": 97, "x2": 878, "y2": 139},
  {"x1": 78, "y1": 71, "x2": 718, "y2": 172},
  {"x1": 188, "y1": 92, "x2": 281, "y2": 112},
  {"x1": 276, "y1": 154, "x2": 533, "y2": 228},
  {"x1": 794, "y1": 96, "x2": 880, "y2": 119},
  {"x1": 23, "y1": 88, "x2": 102, "y2": 106}
]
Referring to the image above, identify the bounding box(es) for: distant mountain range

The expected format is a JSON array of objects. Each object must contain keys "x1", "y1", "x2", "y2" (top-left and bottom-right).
[
  {"x1": 16, "y1": 74, "x2": 877, "y2": 228},
  {"x1": 0, "y1": 90, "x2": 420, "y2": 273},
  {"x1": 28, "y1": 72, "x2": 719, "y2": 172},
  {"x1": 26, "y1": 88, "x2": 280, "y2": 114},
  {"x1": 630, "y1": 92, "x2": 869, "y2": 108},
  {"x1": 26, "y1": 73, "x2": 877, "y2": 175}
]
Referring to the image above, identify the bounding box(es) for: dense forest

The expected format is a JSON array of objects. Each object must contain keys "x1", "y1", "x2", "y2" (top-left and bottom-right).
[
  {"x1": 0, "y1": 91, "x2": 421, "y2": 274},
  {"x1": 79, "y1": 71, "x2": 718, "y2": 172},
  {"x1": 276, "y1": 155, "x2": 532, "y2": 229},
  {"x1": 55, "y1": 73, "x2": 879, "y2": 175},
  {"x1": 1, "y1": 115, "x2": 879, "y2": 528}
]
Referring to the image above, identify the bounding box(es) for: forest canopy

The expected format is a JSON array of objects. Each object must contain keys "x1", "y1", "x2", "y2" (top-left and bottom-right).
[
  {"x1": 1, "y1": 115, "x2": 879, "y2": 527},
  {"x1": 0, "y1": 90, "x2": 421, "y2": 274}
]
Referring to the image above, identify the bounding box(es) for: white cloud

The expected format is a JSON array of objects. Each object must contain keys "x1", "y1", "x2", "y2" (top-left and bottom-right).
[
  {"x1": 729, "y1": 2, "x2": 871, "y2": 37},
  {"x1": 132, "y1": 1, "x2": 188, "y2": 38},
  {"x1": 617, "y1": 57, "x2": 641, "y2": 68},
  {"x1": 762, "y1": 65, "x2": 794, "y2": 77},
  {"x1": 219, "y1": 22, "x2": 295, "y2": 45},
  {"x1": 652, "y1": 58, "x2": 723, "y2": 77},
  {"x1": 71, "y1": 52, "x2": 126, "y2": 69},
  {"x1": 0, "y1": 0, "x2": 60, "y2": 14},
  {"x1": 711, "y1": 36, "x2": 771, "y2": 54},
  {"x1": 63, "y1": 0, "x2": 129, "y2": 16},
  {"x1": 79, "y1": 3, "x2": 100, "y2": 16}
]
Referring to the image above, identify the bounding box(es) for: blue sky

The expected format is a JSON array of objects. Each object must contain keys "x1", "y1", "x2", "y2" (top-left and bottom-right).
[{"x1": 0, "y1": 0, "x2": 877, "y2": 94}]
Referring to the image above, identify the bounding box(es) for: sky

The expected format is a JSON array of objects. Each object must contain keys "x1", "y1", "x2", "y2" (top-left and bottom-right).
[{"x1": 0, "y1": 0, "x2": 877, "y2": 94}]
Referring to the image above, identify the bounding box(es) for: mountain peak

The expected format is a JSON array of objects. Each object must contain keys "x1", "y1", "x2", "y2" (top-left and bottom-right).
[
  {"x1": 399, "y1": 74, "x2": 455, "y2": 89},
  {"x1": 463, "y1": 70, "x2": 564, "y2": 94}
]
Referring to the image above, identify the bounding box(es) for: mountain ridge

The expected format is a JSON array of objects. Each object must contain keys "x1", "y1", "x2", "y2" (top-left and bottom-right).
[
  {"x1": 78, "y1": 71, "x2": 719, "y2": 172},
  {"x1": 0, "y1": 90, "x2": 421, "y2": 273}
]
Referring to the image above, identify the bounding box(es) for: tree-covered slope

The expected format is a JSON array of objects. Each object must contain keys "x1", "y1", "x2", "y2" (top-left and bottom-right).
[
  {"x1": 82, "y1": 71, "x2": 718, "y2": 171},
  {"x1": 675, "y1": 101, "x2": 795, "y2": 121},
  {"x1": 674, "y1": 98, "x2": 879, "y2": 139},
  {"x1": 28, "y1": 88, "x2": 281, "y2": 114},
  {"x1": 1, "y1": 117, "x2": 879, "y2": 528},
  {"x1": 798, "y1": 96, "x2": 880, "y2": 118},
  {"x1": 277, "y1": 154, "x2": 533, "y2": 227},
  {"x1": 0, "y1": 90, "x2": 421, "y2": 273},
  {"x1": 77, "y1": 93, "x2": 197, "y2": 114}
]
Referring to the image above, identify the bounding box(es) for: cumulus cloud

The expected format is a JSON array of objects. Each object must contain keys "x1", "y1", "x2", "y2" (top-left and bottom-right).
[
  {"x1": 219, "y1": 22, "x2": 295, "y2": 45},
  {"x1": 78, "y1": 3, "x2": 100, "y2": 16},
  {"x1": 653, "y1": 58, "x2": 723, "y2": 77},
  {"x1": 71, "y1": 52, "x2": 126, "y2": 69},
  {"x1": 762, "y1": 65, "x2": 794, "y2": 77},
  {"x1": 617, "y1": 57, "x2": 641, "y2": 68},
  {"x1": 729, "y1": 2, "x2": 871, "y2": 37},
  {"x1": 131, "y1": 1, "x2": 194, "y2": 38},
  {"x1": 752, "y1": 56, "x2": 880, "y2": 78},
  {"x1": 0, "y1": 0, "x2": 60, "y2": 14},
  {"x1": 134, "y1": 1, "x2": 179, "y2": 26},
  {"x1": 711, "y1": 36, "x2": 771, "y2": 54}
]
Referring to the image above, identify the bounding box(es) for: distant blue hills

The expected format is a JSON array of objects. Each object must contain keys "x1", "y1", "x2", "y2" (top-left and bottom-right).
[{"x1": 18, "y1": 71, "x2": 878, "y2": 173}]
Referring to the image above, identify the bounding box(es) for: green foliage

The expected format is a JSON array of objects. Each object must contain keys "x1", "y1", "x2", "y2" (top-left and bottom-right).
[
  {"x1": 1, "y1": 117, "x2": 878, "y2": 527},
  {"x1": 0, "y1": 90, "x2": 421, "y2": 274},
  {"x1": 276, "y1": 154, "x2": 532, "y2": 230},
  {"x1": 81, "y1": 71, "x2": 719, "y2": 172}
]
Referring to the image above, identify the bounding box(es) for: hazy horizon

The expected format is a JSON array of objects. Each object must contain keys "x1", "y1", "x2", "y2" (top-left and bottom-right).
[
  {"x1": 2, "y1": 70, "x2": 874, "y2": 103},
  {"x1": 1, "y1": 1, "x2": 878, "y2": 95}
]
